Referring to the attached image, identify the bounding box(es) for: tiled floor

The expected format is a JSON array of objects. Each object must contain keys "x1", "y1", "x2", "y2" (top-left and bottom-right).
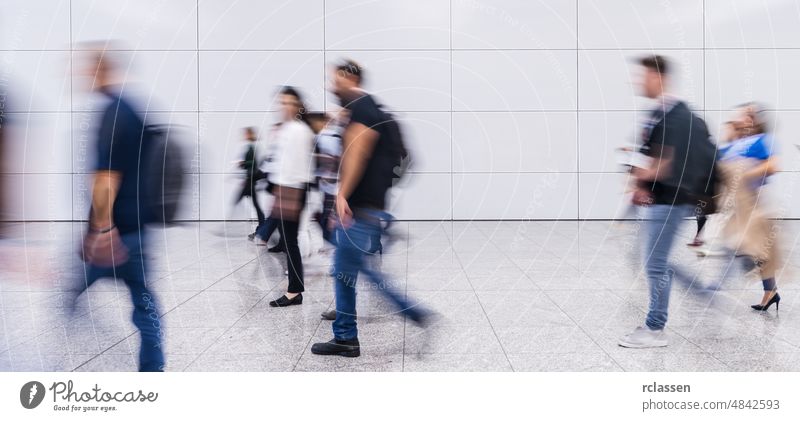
[{"x1": 2, "y1": 220, "x2": 800, "y2": 372}]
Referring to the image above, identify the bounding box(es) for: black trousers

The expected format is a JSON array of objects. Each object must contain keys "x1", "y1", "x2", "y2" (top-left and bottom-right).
[
  {"x1": 277, "y1": 219, "x2": 304, "y2": 293},
  {"x1": 235, "y1": 179, "x2": 265, "y2": 226}
]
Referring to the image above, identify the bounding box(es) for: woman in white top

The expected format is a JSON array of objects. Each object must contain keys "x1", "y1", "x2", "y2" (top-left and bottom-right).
[{"x1": 256, "y1": 87, "x2": 315, "y2": 308}]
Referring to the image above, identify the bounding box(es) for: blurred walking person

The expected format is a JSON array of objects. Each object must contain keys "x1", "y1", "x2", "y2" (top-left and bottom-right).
[
  {"x1": 232, "y1": 127, "x2": 266, "y2": 240},
  {"x1": 717, "y1": 103, "x2": 782, "y2": 311},
  {"x1": 258, "y1": 86, "x2": 315, "y2": 307},
  {"x1": 311, "y1": 60, "x2": 430, "y2": 358},
  {"x1": 619, "y1": 55, "x2": 718, "y2": 348},
  {"x1": 72, "y1": 47, "x2": 164, "y2": 371}
]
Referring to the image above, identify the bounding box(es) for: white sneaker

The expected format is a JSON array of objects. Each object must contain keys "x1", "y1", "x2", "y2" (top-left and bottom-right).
[{"x1": 618, "y1": 326, "x2": 668, "y2": 348}]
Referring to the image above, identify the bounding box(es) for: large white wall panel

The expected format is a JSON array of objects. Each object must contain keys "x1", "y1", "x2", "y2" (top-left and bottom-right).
[
  {"x1": 1, "y1": 51, "x2": 71, "y2": 113},
  {"x1": 325, "y1": 0, "x2": 450, "y2": 50},
  {"x1": 198, "y1": 0, "x2": 324, "y2": 50},
  {"x1": 1, "y1": 113, "x2": 72, "y2": 174},
  {"x1": 453, "y1": 173, "x2": 578, "y2": 219},
  {"x1": 579, "y1": 50, "x2": 703, "y2": 111},
  {"x1": 578, "y1": 111, "x2": 645, "y2": 173},
  {"x1": 452, "y1": 0, "x2": 576, "y2": 49},
  {"x1": 1, "y1": 174, "x2": 72, "y2": 221},
  {"x1": 0, "y1": 0, "x2": 70, "y2": 50},
  {"x1": 452, "y1": 50, "x2": 577, "y2": 111},
  {"x1": 199, "y1": 51, "x2": 324, "y2": 112},
  {"x1": 706, "y1": 0, "x2": 800, "y2": 48},
  {"x1": 453, "y1": 112, "x2": 577, "y2": 172},
  {"x1": 578, "y1": 173, "x2": 630, "y2": 219},
  {"x1": 71, "y1": 0, "x2": 197, "y2": 50},
  {"x1": 705, "y1": 49, "x2": 800, "y2": 111},
  {"x1": 397, "y1": 112, "x2": 452, "y2": 173},
  {"x1": 389, "y1": 174, "x2": 453, "y2": 220},
  {"x1": 325, "y1": 51, "x2": 451, "y2": 112},
  {"x1": 71, "y1": 51, "x2": 198, "y2": 112},
  {"x1": 7, "y1": 0, "x2": 800, "y2": 221},
  {"x1": 578, "y1": 0, "x2": 703, "y2": 49}
]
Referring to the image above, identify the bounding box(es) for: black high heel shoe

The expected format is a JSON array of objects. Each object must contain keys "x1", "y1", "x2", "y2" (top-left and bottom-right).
[{"x1": 751, "y1": 292, "x2": 781, "y2": 312}]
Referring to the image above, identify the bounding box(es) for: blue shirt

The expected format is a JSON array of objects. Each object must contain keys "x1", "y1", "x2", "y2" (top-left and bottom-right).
[
  {"x1": 95, "y1": 90, "x2": 151, "y2": 233},
  {"x1": 720, "y1": 134, "x2": 773, "y2": 161}
]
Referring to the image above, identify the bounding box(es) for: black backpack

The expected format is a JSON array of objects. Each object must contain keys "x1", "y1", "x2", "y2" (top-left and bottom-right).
[
  {"x1": 144, "y1": 124, "x2": 187, "y2": 225},
  {"x1": 375, "y1": 105, "x2": 411, "y2": 184}
]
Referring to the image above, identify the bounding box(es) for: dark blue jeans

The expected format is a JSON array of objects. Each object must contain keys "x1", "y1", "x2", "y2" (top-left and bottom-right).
[
  {"x1": 332, "y1": 209, "x2": 421, "y2": 340},
  {"x1": 78, "y1": 231, "x2": 164, "y2": 371}
]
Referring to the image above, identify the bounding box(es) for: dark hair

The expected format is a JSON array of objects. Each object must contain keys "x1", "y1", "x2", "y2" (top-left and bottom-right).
[
  {"x1": 639, "y1": 55, "x2": 669, "y2": 75},
  {"x1": 279, "y1": 86, "x2": 311, "y2": 127},
  {"x1": 335, "y1": 59, "x2": 364, "y2": 84}
]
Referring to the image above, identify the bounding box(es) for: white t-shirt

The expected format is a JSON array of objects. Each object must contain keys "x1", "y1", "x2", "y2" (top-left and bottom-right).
[{"x1": 268, "y1": 120, "x2": 315, "y2": 188}]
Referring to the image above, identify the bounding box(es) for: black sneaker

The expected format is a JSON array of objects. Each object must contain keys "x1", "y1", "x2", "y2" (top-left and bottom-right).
[
  {"x1": 311, "y1": 338, "x2": 360, "y2": 358},
  {"x1": 268, "y1": 244, "x2": 286, "y2": 253},
  {"x1": 321, "y1": 309, "x2": 337, "y2": 320}
]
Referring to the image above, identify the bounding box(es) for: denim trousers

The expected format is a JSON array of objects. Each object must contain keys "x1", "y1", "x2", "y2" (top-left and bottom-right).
[
  {"x1": 79, "y1": 231, "x2": 164, "y2": 371},
  {"x1": 332, "y1": 209, "x2": 421, "y2": 340},
  {"x1": 641, "y1": 204, "x2": 692, "y2": 330}
]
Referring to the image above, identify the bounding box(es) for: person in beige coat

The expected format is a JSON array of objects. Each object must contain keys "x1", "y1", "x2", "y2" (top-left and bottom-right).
[{"x1": 717, "y1": 103, "x2": 782, "y2": 311}]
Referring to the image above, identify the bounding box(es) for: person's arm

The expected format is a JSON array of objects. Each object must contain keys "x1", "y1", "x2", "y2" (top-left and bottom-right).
[
  {"x1": 90, "y1": 170, "x2": 122, "y2": 230},
  {"x1": 336, "y1": 122, "x2": 379, "y2": 226},
  {"x1": 634, "y1": 142, "x2": 673, "y2": 182},
  {"x1": 338, "y1": 122, "x2": 378, "y2": 200},
  {"x1": 744, "y1": 156, "x2": 778, "y2": 181}
]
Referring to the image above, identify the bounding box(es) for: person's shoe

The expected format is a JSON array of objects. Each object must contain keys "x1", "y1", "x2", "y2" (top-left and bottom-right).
[
  {"x1": 687, "y1": 238, "x2": 704, "y2": 247},
  {"x1": 408, "y1": 309, "x2": 438, "y2": 328},
  {"x1": 321, "y1": 309, "x2": 337, "y2": 320},
  {"x1": 268, "y1": 293, "x2": 303, "y2": 307},
  {"x1": 618, "y1": 326, "x2": 668, "y2": 348},
  {"x1": 247, "y1": 233, "x2": 256, "y2": 242},
  {"x1": 752, "y1": 292, "x2": 781, "y2": 312},
  {"x1": 311, "y1": 338, "x2": 360, "y2": 358},
  {"x1": 268, "y1": 244, "x2": 285, "y2": 253}
]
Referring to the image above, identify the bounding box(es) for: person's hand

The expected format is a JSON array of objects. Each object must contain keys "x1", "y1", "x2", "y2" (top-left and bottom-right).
[
  {"x1": 335, "y1": 194, "x2": 353, "y2": 228},
  {"x1": 82, "y1": 227, "x2": 128, "y2": 268}
]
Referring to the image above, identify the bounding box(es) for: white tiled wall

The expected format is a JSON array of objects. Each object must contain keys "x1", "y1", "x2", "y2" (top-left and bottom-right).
[{"x1": 3, "y1": 0, "x2": 800, "y2": 221}]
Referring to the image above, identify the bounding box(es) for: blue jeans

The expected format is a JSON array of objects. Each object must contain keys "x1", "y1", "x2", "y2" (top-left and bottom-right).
[
  {"x1": 641, "y1": 204, "x2": 692, "y2": 330},
  {"x1": 332, "y1": 209, "x2": 421, "y2": 340},
  {"x1": 78, "y1": 231, "x2": 164, "y2": 371}
]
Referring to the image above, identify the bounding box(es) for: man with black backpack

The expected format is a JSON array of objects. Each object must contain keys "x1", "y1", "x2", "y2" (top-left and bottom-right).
[
  {"x1": 618, "y1": 55, "x2": 718, "y2": 349},
  {"x1": 72, "y1": 46, "x2": 166, "y2": 371},
  {"x1": 311, "y1": 60, "x2": 430, "y2": 358}
]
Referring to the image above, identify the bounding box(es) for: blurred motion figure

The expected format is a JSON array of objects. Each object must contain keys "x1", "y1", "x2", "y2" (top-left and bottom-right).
[{"x1": 71, "y1": 45, "x2": 164, "y2": 371}]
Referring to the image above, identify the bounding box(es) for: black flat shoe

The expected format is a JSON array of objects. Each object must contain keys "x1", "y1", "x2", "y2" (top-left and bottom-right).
[
  {"x1": 311, "y1": 338, "x2": 360, "y2": 358},
  {"x1": 752, "y1": 292, "x2": 781, "y2": 312},
  {"x1": 268, "y1": 244, "x2": 285, "y2": 253},
  {"x1": 269, "y1": 293, "x2": 303, "y2": 307}
]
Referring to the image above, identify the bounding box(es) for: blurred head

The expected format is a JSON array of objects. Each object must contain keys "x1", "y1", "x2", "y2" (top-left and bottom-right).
[
  {"x1": 330, "y1": 59, "x2": 363, "y2": 100},
  {"x1": 278, "y1": 86, "x2": 306, "y2": 123},
  {"x1": 77, "y1": 42, "x2": 128, "y2": 92},
  {"x1": 734, "y1": 102, "x2": 768, "y2": 137},
  {"x1": 243, "y1": 126, "x2": 257, "y2": 142},
  {"x1": 637, "y1": 55, "x2": 670, "y2": 99}
]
